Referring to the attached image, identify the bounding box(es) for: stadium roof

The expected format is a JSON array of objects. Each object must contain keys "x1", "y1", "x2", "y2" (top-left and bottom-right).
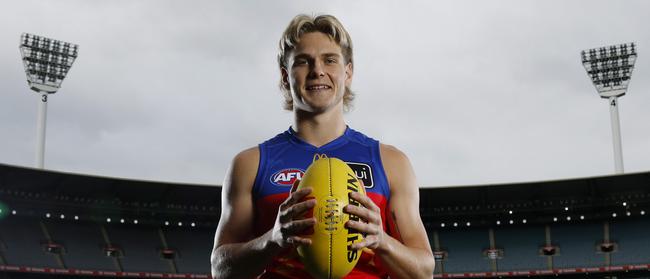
[
  {"x1": 423, "y1": 170, "x2": 650, "y2": 207},
  {"x1": 1, "y1": 163, "x2": 649, "y2": 226},
  {"x1": 0, "y1": 163, "x2": 220, "y2": 206}
]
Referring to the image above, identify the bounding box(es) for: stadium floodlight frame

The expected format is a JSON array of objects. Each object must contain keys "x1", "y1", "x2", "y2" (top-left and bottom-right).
[
  {"x1": 20, "y1": 33, "x2": 78, "y2": 94},
  {"x1": 581, "y1": 42, "x2": 637, "y2": 99},
  {"x1": 581, "y1": 42, "x2": 637, "y2": 174},
  {"x1": 19, "y1": 33, "x2": 79, "y2": 169}
]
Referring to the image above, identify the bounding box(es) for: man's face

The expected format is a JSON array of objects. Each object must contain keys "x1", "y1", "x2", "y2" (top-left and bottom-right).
[{"x1": 282, "y1": 32, "x2": 353, "y2": 113}]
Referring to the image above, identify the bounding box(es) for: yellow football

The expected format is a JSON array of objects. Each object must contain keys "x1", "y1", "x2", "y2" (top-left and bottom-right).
[{"x1": 296, "y1": 155, "x2": 366, "y2": 279}]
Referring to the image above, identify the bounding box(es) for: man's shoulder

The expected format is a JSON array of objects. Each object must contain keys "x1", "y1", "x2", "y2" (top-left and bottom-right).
[
  {"x1": 231, "y1": 146, "x2": 260, "y2": 174},
  {"x1": 229, "y1": 127, "x2": 291, "y2": 178},
  {"x1": 235, "y1": 146, "x2": 260, "y2": 160},
  {"x1": 378, "y1": 143, "x2": 415, "y2": 186},
  {"x1": 379, "y1": 143, "x2": 408, "y2": 162},
  {"x1": 222, "y1": 146, "x2": 260, "y2": 194}
]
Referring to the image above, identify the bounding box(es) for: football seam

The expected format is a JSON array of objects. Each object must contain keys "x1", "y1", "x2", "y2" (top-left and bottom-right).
[{"x1": 328, "y1": 158, "x2": 332, "y2": 279}]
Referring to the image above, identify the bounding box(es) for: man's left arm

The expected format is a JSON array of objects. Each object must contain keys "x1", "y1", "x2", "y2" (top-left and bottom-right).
[{"x1": 344, "y1": 144, "x2": 435, "y2": 279}]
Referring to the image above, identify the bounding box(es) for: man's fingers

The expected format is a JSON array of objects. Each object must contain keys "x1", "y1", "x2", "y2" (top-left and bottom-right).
[
  {"x1": 285, "y1": 198, "x2": 316, "y2": 218},
  {"x1": 280, "y1": 199, "x2": 315, "y2": 223},
  {"x1": 349, "y1": 240, "x2": 373, "y2": 250},
  {"x1": 348, "y1": 236, "x2": 377, "y2": 250},
  {"x1": 284, "y1": 187, "x2": 312, "y2": 207},
  {"x1": 281, "y1": 218, "x2": 316, "y2": 246},
  {"x1": 287, "y1": 236, "x2": 312, "y2": 246},
  {"x1": 349, "y1": 191, "x2": 379, "y2": 212},
  {"x1": 345, "y1": 219, "x2": 380, "y2": 235},
  {"x1": 290, "y1": 179, "x2": 301, "y2": 193},
  {"x1": 344, "y1": 203, "x2": 380, "y2": 225},
  {"x1": 282, "y1": 217, "x2": 316, "y2": 233}
]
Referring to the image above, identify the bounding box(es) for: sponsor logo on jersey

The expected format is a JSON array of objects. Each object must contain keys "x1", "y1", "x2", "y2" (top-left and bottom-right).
[
  {"x1": 345, "y1": 162, "x2": 374, "y2": 189},
  {"x1": 270, "y1": 168, "x2": 305, "y2": 186}
]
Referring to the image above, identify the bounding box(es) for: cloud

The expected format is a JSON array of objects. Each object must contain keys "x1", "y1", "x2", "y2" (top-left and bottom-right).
[{"x1": 1, "y1": 0, "x2": 649, "y2": 187}]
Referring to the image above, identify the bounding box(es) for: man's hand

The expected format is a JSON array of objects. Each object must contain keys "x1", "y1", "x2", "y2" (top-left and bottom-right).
[
  {"x1": 270, "y1": 187, "x2": 317, "y2": 248},
  {"x1": 344, "y1": 191, "x2": 387, "y2": 251}
]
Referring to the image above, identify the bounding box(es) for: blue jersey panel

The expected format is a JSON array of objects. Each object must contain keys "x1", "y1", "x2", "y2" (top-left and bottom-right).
[{"x1": 253, "y1": 126, "x2": 390, "y2": 201}]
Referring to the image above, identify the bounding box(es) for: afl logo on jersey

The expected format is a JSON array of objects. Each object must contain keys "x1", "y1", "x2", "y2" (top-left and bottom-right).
[{"x1": 270, "y1": 168, "x2": 305, "y2": 186}]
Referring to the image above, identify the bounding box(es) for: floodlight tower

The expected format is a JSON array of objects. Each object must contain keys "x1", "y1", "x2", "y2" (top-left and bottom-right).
[
  {"x1": 19, "y1": 33, "x2": 79, "y2": 169},
  {"x1": 581, "y1": 43, "x2": 637, "y2": 174}
]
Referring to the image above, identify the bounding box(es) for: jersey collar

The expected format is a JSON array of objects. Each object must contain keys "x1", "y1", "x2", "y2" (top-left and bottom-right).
[{"x1": 286, "y1": 125, "x2": 351, "y2": 151}]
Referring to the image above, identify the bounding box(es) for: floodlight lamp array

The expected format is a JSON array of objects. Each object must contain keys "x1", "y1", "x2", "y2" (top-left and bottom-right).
[
  {"x1": 581, "y1": 42, "x2": 637, "y2": 98},
  {"x1": 19, "y1": 33, "x2": 79, "y2": 94}
]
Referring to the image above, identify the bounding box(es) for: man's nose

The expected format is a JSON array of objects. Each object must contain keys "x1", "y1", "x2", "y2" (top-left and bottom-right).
[{"x1": 309, "y1": 60, "x2": 325, "y2": 78}]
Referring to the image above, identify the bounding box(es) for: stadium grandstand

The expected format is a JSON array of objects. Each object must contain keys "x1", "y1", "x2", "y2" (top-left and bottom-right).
[{"x1": 0, "y1": 163, "x2": 649, "y2": 279}]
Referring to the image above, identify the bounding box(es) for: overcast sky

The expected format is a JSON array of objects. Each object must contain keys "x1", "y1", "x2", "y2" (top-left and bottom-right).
[{"x1": 1, "y1": 0, "x2": 649, "y2": 188}]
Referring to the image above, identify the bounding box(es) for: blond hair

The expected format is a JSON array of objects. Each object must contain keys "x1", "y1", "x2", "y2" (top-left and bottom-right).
[{"x1": 277, "y1": 14, "x2": 354, "y2": 111}]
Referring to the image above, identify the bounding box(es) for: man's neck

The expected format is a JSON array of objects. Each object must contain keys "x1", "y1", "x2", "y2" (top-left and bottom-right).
[{"x1": 292, "y1": 107, "x2": 347, "y2": 148}]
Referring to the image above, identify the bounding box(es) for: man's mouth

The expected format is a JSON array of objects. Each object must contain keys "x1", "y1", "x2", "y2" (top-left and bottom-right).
[{"x1": 306, "y1": 84, "x2": 332, "y2": 91}]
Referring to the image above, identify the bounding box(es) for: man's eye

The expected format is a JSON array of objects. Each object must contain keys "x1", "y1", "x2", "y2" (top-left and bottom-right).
[
  {"x1": 326, "y1": 58, "x2": 337, "y2": 64},
  {"x1": 294, "y1": 60, "x2": 308, "y2": 65}
]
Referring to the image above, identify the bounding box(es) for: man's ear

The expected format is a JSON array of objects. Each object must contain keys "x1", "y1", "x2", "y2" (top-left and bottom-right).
[
  {"x1": 345, "y1": 62, "x2": 353, "y2": 86},
  {"x1": 281, "y1": 67, "x2": 290, "y2": 90}
]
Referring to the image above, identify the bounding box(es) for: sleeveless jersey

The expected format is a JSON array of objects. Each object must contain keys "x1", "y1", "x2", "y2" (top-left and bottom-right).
[{"x1": 253, "y1": 126, "x2": 393, "y2": 279}]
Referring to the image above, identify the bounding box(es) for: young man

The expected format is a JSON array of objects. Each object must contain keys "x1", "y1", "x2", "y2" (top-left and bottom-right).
[{"x1": 211, "y1": 14, "x2": 434, "y2": 279}]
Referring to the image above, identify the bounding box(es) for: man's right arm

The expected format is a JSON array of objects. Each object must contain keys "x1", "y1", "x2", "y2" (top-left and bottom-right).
[{"x1": 210, "y1": 147, "x2": 316, "y2": 279}]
